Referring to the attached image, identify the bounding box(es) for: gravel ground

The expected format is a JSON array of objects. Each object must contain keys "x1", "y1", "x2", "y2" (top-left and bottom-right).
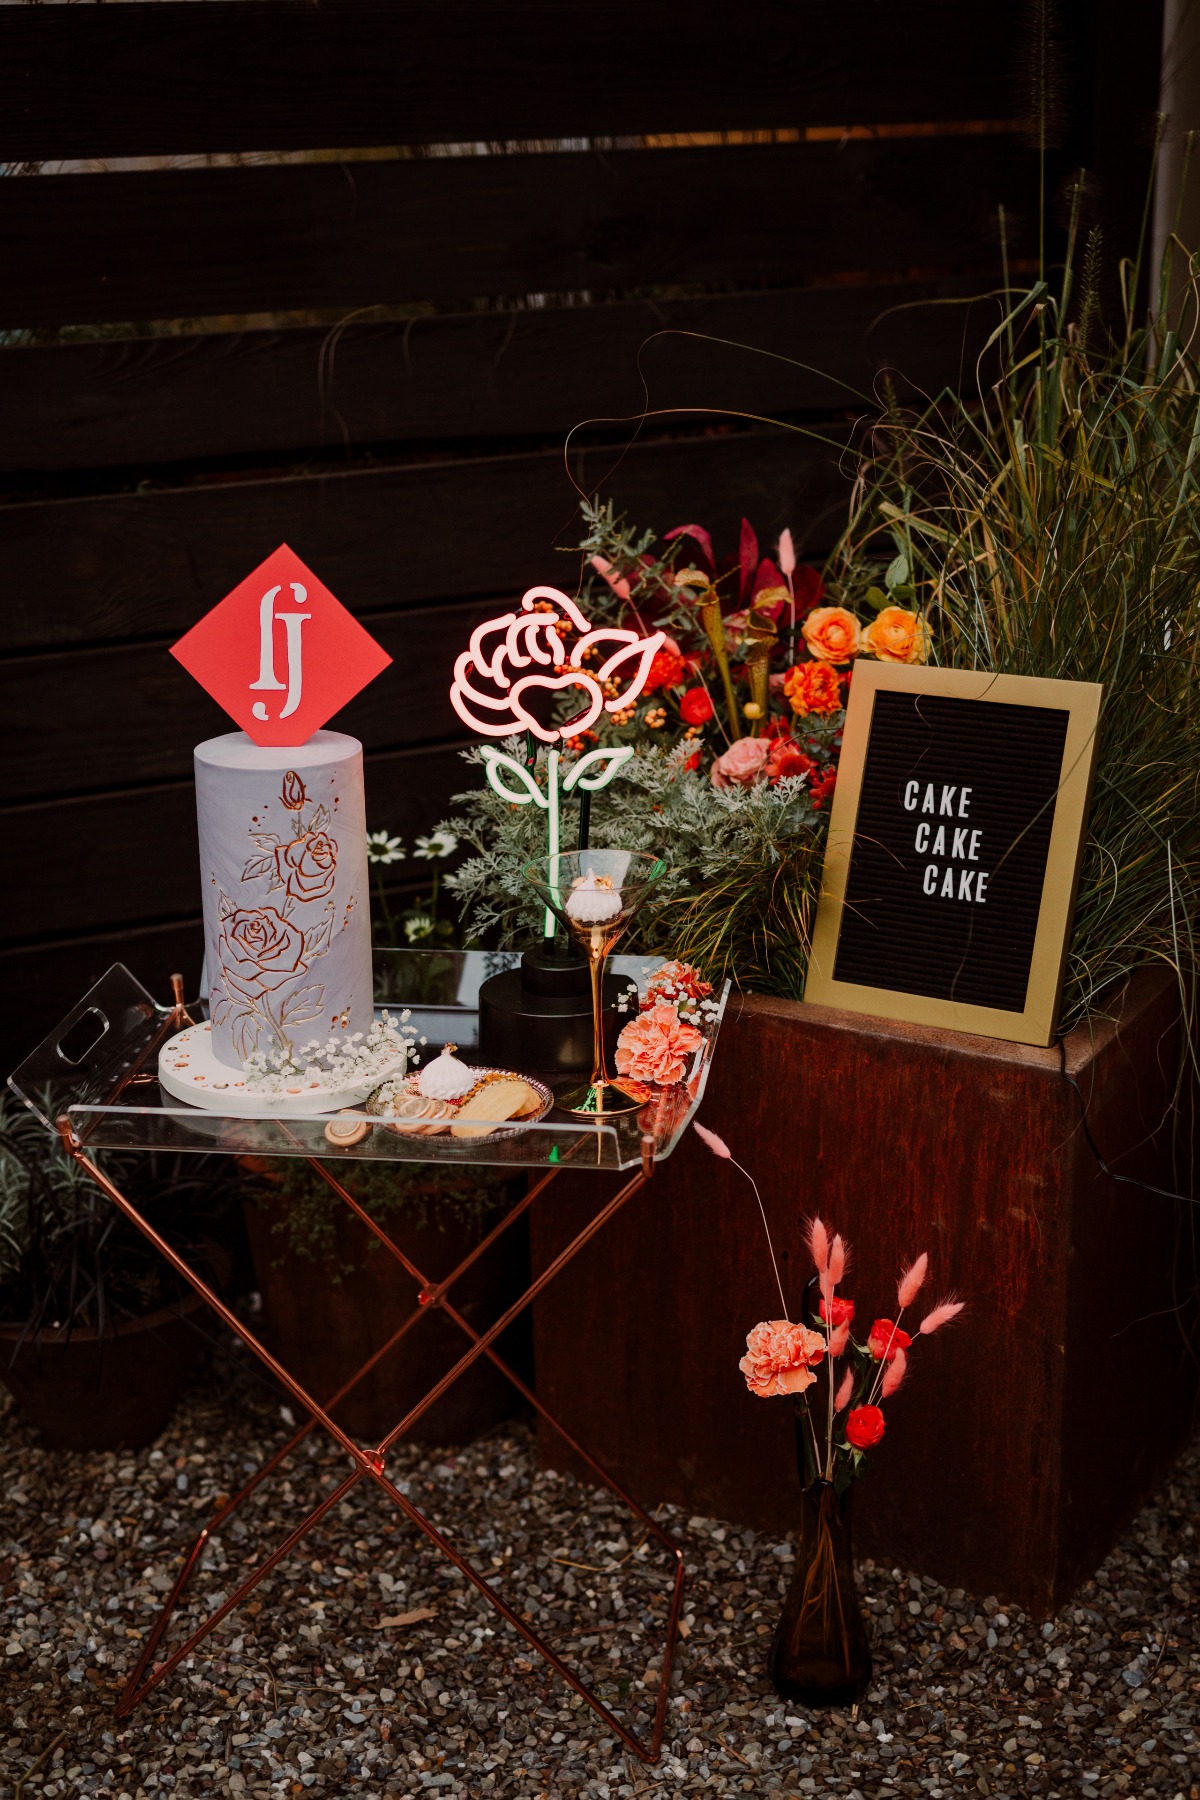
[{"x1": 1, "y1": 1342, "x2": 1197, "y2": 1800}]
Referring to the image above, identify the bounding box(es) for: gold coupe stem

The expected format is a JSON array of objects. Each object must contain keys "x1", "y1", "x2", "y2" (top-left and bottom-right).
[{"x1": 588, "y1": 937, "x2": 609, "y2": 1088}]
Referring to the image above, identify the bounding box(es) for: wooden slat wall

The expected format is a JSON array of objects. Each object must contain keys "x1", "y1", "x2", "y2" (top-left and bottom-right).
[
  {"x1": 0, "y1": 0, "x2": 1165, "y2": 1074},
  {"x1": 0, "y1": 140, "x2": 1037, "y2": 330},
  {"x1": 0, "y1": 282, "x2": 1003, "y2": 477},
  {"x1": 0, "y1": 0, "x2": 1026, "y2": 159}
]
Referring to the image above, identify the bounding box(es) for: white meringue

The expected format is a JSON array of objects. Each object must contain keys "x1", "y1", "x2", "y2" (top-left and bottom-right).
[
  {"x1": 565, "y1": 869, "x2": 623, "y2": 925},
  {"x1": 416, "y1": 1044, "x2": 476, "y2": 1101}
]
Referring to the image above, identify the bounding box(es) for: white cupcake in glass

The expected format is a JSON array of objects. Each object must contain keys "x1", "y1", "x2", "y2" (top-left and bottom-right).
[{"x1": 565, "y1": 868, "x2": 623, "y2": 924}]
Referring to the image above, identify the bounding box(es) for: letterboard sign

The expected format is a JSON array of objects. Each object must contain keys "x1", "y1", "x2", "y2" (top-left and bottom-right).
[{"x1": 805, "y1": 665, "x2": 1102, "y2": 1045}]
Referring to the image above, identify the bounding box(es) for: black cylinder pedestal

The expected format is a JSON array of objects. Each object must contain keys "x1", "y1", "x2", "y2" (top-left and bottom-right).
[{"x1": 478, "y1": 944, "x2": 635, "y2": 1074}]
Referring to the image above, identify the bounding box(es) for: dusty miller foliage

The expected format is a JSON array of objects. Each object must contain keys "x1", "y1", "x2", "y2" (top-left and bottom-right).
[{"x1": 442, "y1": 740, "x2": 820, "y2": 994}]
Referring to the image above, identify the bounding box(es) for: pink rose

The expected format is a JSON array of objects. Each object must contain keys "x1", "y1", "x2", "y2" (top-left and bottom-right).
[
  {"x1": 615, "y1": 1002, "x2": 704, "y2": 1085},
  {"x1": 710, "y1": 737, "x2": 770, "y2": 789},
  {"x1": 274, "y1": 830, "x2": 338, "y2": 903},
  {"x1": 739, "y1": 1319, "x2": 827, "y2": 1398},
  {"x1": 219, "y1": 906, "x2": 306, "y2": 998}
]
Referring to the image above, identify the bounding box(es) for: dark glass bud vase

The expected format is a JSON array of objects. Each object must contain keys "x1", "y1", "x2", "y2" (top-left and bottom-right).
[{"x1": 767, "y1": 1401, "x2": 873, "y2": 1705}]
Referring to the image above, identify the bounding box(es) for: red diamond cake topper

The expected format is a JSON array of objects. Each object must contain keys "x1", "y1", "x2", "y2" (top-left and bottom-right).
[{"x1": 170, "y1": 544, "x2": 392, "y2": 746}]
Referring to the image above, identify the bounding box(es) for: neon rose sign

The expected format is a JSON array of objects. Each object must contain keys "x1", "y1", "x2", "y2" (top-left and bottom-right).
[{"x1": 450, "y1": 585, "x2": 664, "y2": 938}]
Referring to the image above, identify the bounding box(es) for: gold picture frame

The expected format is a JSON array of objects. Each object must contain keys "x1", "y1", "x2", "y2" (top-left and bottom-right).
[{"x1": 804, "y1": 663, "x2": 1103, "y2": 1046}]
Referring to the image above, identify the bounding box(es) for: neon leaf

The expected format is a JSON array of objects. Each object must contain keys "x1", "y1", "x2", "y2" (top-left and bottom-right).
[
  {"x1": 481, "y1": 748, "x2": 549, "y2": 809},
  {"x1": 564, "y1": 746, "x2": 635, "y2": 792}
]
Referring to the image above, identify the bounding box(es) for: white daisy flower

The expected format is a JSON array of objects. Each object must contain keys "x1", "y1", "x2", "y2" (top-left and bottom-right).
[
  {"x1": 413, "y1": 829, "x2": 458, "y2": 861},
  {"x1": 366, "y1": 830, "x2": 405, "y2": 865}
]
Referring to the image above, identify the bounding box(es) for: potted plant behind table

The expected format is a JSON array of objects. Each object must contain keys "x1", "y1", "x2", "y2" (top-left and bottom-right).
[
  {"x1": 694, "y1": 1120, "x2": 964, "y2": 1704},
  {"x1": 239, "y1": 1155, "x2": 527, "y2": 1445},
  {"x1": 0, "y1": 1087, "x2": 238, "y2": 1451}
]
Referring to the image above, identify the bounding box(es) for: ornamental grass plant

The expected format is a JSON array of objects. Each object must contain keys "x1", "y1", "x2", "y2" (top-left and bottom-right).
[{"x1": 829, "y1": 205, "x2": 1200, "y2": 1044}]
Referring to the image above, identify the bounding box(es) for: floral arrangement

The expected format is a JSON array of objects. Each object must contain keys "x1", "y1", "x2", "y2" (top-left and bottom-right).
[
  {"x1": 575, "y1": 499, "x2": 929, "y2": 785},
  {"x1": 694, "y1": 1122, "x2": 963, "y2": 1491},
  {"x1": 612, "y1": 959, "x2": 720, "y2": 1086},
  {"x1": 435, "y1": 502, "x2": 930, "y2": 999}
]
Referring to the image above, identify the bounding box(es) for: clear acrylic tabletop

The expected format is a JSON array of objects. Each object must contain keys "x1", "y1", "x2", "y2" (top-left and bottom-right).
[{"x1": 9, "y1": 950, "x2": 729, "y2": 1173}]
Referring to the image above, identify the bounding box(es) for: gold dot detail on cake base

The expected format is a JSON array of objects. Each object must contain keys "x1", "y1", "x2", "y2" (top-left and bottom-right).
[{"x1": 156, "y1": 1022, "x2": 407, "y2": 1116}]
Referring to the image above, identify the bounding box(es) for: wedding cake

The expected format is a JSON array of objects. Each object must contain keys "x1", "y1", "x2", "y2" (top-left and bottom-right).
[{"x1": 194, "y1": 731, "x2": 372, "y2": 1069}]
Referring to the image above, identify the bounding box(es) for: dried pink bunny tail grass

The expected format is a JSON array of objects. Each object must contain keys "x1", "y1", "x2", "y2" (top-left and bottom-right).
[
  {"x1": 778, "y1": 528, "x2": 797, "y2": 577},
  {"x1": 834, "y1": 1366, "x2": 855, "y2": 1412},
  {"x1": 828, "y1": 1233, "x2": 847, "y2": 1286},
  {"x1": 919, "y1": 1298, "x2": 965, "y2": 1336},
  {"x1": 808, "y1": 1216, "x2": 830, "y2": 1275},
  {"x1": 897, "y1": 1252, "x2": 928, "y2": 1311},
  {"x1": 692, "y1": 1121, "x2": 732, "y2": 1159},
  {"x1": 694, "y1": 1123, "x2": 789, "y2": 1319},
  {"x1": 881, "y1": 1347, "x2": 908, "y2": 1398},
  {"x1": 827, "y1": 1319, "x2": 851, "y2": 1357}
]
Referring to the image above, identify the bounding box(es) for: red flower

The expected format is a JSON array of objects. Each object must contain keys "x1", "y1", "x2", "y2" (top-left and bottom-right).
[
  {"x1": 845, "y1": 1404, "x2": 886, "y2": 1450},
  {"x1": 867, "y1": 1319, "x2": 913, "y2": 1362},
  {"x1": 766, "y1": 736, "x2": 817, "y2": 786},
  {"x1": 643, "y1": 637, "x2": 686, "y2": 693},
  {"x1": 683, "y1": 749, "x2": 701, "y2": 772},
  {"x1": 680, "y1": 687, "x2": 714, "y2": 725},
  {"x1": 818, "y1": 1297, "x2": 855, "y2": 1327},
  {"x1": 792, "y1": 564, "x2": 826, "y2": 616},
  {"x1": 809, "y1": 767, "x2": 837, "y2": 809}
]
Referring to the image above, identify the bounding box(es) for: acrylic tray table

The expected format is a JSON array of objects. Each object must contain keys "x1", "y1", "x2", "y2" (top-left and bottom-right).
[{"x1": 8, "y1": 949, "x2": 729, "y2": 1765}]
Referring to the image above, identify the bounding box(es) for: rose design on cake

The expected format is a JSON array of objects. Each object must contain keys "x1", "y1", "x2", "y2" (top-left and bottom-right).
[
  {"x1": 219, "y1": 906, "x2": 307, "y2": 997},
  {"x1": 273, "y1": 829, "x2": 337, "y2": 902},
  {"x1": 210, "y1": 772, "x2": 352, "y2": 1059}
]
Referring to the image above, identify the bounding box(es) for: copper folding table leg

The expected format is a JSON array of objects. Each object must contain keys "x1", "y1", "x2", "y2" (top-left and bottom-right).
[
  {"x1": 114, "y1": 1159, "x2": 574, "y2": 1709},
  {"x1": 59, "y1": 1124, "x2": 681, "y2": 1762}
]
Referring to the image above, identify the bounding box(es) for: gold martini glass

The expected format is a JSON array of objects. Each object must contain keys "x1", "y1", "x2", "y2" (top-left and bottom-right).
[{"x1": 524, "y1": 849, "x2": 667, "y2": 1115}]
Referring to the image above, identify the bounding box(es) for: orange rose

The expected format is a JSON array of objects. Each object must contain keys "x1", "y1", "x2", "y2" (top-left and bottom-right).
[
  {"x1": 783, "y1": 661, "x2": 843, "y2": 717},
  {"x1": 863, "y1": 605, "x2": 930, "y2": 664},
  {"x1": 802, "y1": 606, "x2": 861, "y2": 664},
  {"x1": 274, "y1": 830, "x2": 338, "y2": 903}
]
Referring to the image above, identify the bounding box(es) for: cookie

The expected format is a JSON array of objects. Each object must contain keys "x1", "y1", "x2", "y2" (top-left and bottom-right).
[
  {"x1": 450, "y1": 1078, "x2": 535, "y2": 1138},
  {"x1": 384, "y1": 1093, "x2": 439, "y2": 1134},
  {"x1": 323, "y1": 1112, "x2": 372, "y2": 1147}
]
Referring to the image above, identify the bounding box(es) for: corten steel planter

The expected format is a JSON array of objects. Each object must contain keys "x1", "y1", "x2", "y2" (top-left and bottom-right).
[
  {"x1": 530, "y1": 969, "x2": 1200, "y2": 1615},
  {"x1": 0, "y1": 1296, "x2": 207, "y2": 1451},
  {"x1": 243, "y1": 1191, "x2": 531, "y2": 1445}
]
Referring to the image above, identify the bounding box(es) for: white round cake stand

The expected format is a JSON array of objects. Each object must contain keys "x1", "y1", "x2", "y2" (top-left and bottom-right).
[{"x1": 157, "y1": 1022, "x2": 406, "y2": 1116}]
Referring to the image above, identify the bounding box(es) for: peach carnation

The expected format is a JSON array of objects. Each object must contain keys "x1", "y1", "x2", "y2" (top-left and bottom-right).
[
  {"x1": 802, "y1": 605, "x2": 862, "y2": 664},
  {"x1": 739, "y1": 1319, "x2": 827, "y2": 1398},
  {"x1": 862, "y1": 605, "x2": 931, "y2": 664},
  {"x1": 783, "y1": 660, "x2": 843, "y2": 717},
  {"x1": 615, "y1": 1002, "x2": 704, "y2": 1085}
]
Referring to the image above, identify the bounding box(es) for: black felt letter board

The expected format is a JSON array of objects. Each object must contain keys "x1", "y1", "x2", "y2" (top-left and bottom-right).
[{"x1": 833, "y1": 690, "x2": 1070, "y2": 1010}]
